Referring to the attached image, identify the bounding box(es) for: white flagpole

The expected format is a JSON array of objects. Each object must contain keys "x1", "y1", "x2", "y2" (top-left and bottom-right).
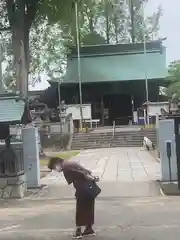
[{"x1": 75, "y1": 1, "x2": 83, "y2": 130}]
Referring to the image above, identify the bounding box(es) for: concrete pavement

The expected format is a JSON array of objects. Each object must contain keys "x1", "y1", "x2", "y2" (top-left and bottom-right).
[
  {"x1": 38, "y1": 147, "x2": 161, "y2": 199},
  {"x1": 1, "y1": 197, "x2": 180, "y2": 239},
  {"x1": 0, "y1": 147, "x2": 167, "y2": 239}
]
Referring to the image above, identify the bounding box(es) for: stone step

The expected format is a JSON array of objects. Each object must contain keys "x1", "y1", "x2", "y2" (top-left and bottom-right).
[
  {"x1": 74, "y1": 131, "x2": 156, "y2": 136},
  {"x1": 74, "y1": 129, "x2": 156, "y2": 134},
  {"x1": 73, "y1": 138, "x2": 156, "y2": 143},
  {"x1": 72, "y1": 134, "x2": 157, "y2": 139},
  {"x1": 72, "y1": 141, "x2": 155, "y2": 148},
  {"x1": 72, "y1": 139, "x2": 156, "y2": 143},
  {"x1": 73, "y1": 135, "x2": 156, "y2": 140},
  {"x1": 71, "y1": 145, "x2": 144, "y2": 150},
  {"x1": 71, "y1": 129, "x2": 157, "y2": 150},
  {"x1": 72, "y1": 137, "x2": 157, "y2": 142}
]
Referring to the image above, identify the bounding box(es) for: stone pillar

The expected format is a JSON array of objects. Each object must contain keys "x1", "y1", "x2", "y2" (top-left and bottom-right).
[
  {"x1": 67, "y1": 114, "x2": 74, "y2": 150},
  {"x1": 69, "y1": 114, "x2": 74, "y2": 134},
  {"x1": 22, "y1": 127, "x2": 40, "y2": 188},
  {"x1": 158, "y1": 119, "x2": 177, "y2": 181}
]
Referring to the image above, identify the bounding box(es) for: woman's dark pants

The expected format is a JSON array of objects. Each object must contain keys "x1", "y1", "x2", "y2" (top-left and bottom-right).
[{"x1": 76, "y1": 197, "x2": 95, "y2": 227}]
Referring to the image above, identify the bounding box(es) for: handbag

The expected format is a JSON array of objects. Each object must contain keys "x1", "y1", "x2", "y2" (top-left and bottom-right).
[{"x1": 76, "y1": 180, "x2": 101, "y2": 199}]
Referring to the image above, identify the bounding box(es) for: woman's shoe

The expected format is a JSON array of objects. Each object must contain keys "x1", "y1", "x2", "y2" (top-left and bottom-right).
[
  {"x1": 82, "y1": 228, "x2": 96, "y2": 237},
  {"x1": 73, "y1": 228, "x2": 82, "y2": 239}
]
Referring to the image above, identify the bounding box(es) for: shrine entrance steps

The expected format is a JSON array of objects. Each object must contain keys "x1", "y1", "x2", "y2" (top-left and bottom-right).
[{"x1": 71, "y1": 126, "x2": 156, "y2": 150}]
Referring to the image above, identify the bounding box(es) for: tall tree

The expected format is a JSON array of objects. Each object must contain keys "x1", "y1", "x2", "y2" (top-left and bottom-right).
[
  {"x1": 127, "y1": 0, "x2": 163, "y2": 42},
  {"x1": 166, "y1": 60, "x2": 180, "y2": 98},
  {"x1": 0, "y1": 0, "x2": 93, "y2": 93}
]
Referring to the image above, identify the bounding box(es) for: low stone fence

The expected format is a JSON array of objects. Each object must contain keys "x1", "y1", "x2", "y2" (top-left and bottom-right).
[
  {"x1": 40, "y1": 132, "x2": 72, "y2": 150},
  {"x1": 10, "y1": 113, "x2": 74, "y2": 151}
]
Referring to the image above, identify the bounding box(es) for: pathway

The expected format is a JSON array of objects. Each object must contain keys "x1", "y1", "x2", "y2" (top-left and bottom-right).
[
  {"x1": 38, "y1": 147, "x2": 161, "y2": 199},
  {"x1": 41, "y1": 147, "x2": 160, "y2": 184},
  {"x1": 0, "y1": 147, "x2": 173, "y2": 240}
]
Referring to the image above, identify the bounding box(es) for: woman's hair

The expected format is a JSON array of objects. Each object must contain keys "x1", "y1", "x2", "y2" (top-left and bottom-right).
[{"x1": 48, "y1": 157, "x2": 64, "y2": 170}]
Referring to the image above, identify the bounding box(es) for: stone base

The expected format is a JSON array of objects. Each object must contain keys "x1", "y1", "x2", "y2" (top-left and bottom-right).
[
  {"x1": 0, "y1": 174, "x2": 27, "y2": 199},
  {"x1": 160, "y1": 182, "x2": 180, "y2": 196}
]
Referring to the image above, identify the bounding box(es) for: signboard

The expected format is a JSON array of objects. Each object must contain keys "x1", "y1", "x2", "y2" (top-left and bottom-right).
[
  {"x1": 67, "y1": 104, "x2": 92, "y2": 120},
  {"x1": 147, "y1": 102, "x2": 169, "y2": 116}
]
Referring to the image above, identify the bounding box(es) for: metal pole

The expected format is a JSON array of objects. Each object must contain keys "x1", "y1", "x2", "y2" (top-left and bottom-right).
[
  {"x1": 0, "y1": 43, "x2": 3, "y2": 89},
  {"x1": 130, "y1": 0, "x2": 135, "y2": 43},
  {"x1": 58, "y1": 82, "x2": 62, "y2": 132},
  {"x1": 58, "y1": 82, "x2": 61, "y2": 108},
  {"x1": 126, "y1": 0, "x2": 135, "y2": 43},
  {"x1": 142, "y1": 3, "x2": 149, "y2": 124},
  {"x1": 75, "y1": 1, "x2": 83, "y2": 130}
]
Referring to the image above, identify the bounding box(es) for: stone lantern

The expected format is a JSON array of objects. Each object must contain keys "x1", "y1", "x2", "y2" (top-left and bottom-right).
[{"x1": 0, "y1": 93, "x2": 32, "y2": 198}]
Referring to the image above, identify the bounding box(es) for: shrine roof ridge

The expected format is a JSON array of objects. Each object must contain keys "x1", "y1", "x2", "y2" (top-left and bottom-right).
[
  {"x1": 68, "y1": 40, "x2": 164, "y2": 58},
  {"x1": 0, "y1": 92, "x2": 26, "y2": 101}
]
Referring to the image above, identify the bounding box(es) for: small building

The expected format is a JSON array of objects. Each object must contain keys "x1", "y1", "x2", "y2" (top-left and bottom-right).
[
  {"x1": 50, "y1": 41, "x2": 167, "y2": 126},
  {"x1": 140, "y1": 101, "x2": 169, "y2": 126}
]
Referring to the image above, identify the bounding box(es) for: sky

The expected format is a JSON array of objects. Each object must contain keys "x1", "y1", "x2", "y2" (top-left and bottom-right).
[
  {"x1": 147, "y1": 0, "x2": 180, "y2": 63},
  {"x1": 30, "y1": 0, "x2": 180, "y2": 91}
]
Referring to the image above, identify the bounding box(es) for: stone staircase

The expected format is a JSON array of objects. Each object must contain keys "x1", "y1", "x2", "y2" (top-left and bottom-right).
[{"x1": 71, "y1": 127, "x2": 157, "y2": 150}]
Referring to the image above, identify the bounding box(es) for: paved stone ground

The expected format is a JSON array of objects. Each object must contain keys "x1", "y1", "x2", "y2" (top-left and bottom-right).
[
  {"x1": 0, "y1": 147, "x2": 166, "y2": 239},
  {"x1": 41, "y1": 147, "x2": 161, "y2": 185},
  {"x1": 38, "y1": 148, "x2": 161, "y2": 199}
]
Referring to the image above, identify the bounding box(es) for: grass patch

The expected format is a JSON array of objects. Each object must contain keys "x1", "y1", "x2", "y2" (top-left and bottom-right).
[{"x1": 40, "y1": 150, "x2": 80, "y2": 167}]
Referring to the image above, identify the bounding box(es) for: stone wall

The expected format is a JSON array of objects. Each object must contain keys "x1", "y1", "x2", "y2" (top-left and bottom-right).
[{"x1": 0, "y1": 174, "x2": 27, "y2": 199}]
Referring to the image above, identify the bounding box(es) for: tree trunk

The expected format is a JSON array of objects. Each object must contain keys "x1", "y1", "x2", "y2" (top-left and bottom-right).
[
  {"x1": 12, "y1": 25, "x2": 29, "y2": 97},
  {"x1": 114, "y1": 16, "x2": 118, "y2": 44},
  {"x1": 6, "y1": 0, "x2": 38, "y2": 97}
]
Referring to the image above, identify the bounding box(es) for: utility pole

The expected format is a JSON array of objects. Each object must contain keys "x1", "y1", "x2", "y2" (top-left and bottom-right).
[
  {"x1": 141, "y1": 1, "x2": 149, "y2": 124},
  {"x1": 0, "y1": 44, "x2": 3, "y2": 90},
  {"x1": 142, "y1": 3, "x2": 148, "y2": 103},
  {"x1": 0, "y1": 37, "x2": 5, "y2": 92},
  {"x1": 130, "y1": 0, "x2": 135, "y2": 43},
  {"x1": 58, "y1": 81, "x2": 63, "y2": 132},
  {"x1": 75, "y1": 1, "x2": 83, "y2": 130}
]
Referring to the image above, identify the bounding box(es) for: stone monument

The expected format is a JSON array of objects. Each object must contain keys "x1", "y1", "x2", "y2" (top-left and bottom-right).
[
  {"x1": 22, "y1": 126, "x2": 40, "y2": 188},
  {"x1": 0, "y1": 93, "x2": 32, "y2": 198}
]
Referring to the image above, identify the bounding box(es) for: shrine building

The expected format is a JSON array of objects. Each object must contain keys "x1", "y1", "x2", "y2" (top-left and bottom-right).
[{"x1": 50, "y1": 41, "x2": 167, "y2": 126}]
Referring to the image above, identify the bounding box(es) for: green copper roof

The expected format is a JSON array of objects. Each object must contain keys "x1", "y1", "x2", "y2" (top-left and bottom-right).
[
  {"x1": 68, "y1": 41, "x2": 163, "y2": 57},
  {"x1": 63, "y1": 46, "x2": 167, "y2": 83}
]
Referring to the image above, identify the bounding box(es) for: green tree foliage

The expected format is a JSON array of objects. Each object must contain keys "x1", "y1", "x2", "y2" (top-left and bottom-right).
[
  {"x1": 166, "y1": 60, "x2": 180, "y2": 98},
  {"x1": 29, "y1": 23, "x2": 67, "y2": 84},
  {"x1": 36, "y1": 0, "x2": 162, "y2": 80},
  {"x1": 0, "y1": 0, "x2": 88, "y2": 88}
]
